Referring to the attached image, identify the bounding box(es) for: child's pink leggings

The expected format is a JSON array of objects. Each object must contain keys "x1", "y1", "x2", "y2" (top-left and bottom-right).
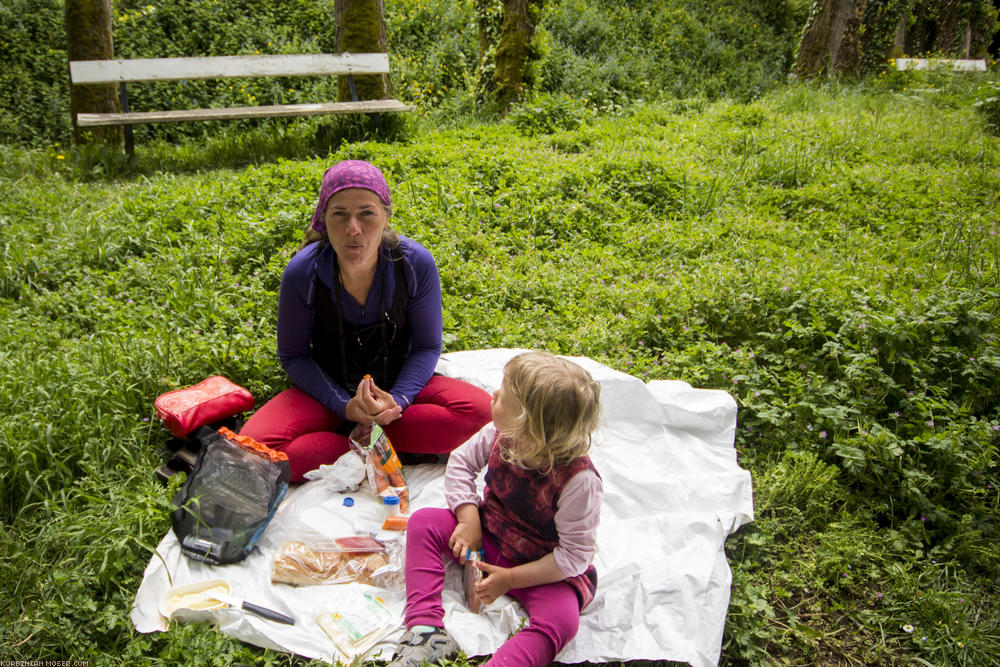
[
  {"x1": 240, "y1": 376, "x2": 491, "y2": 482},
  {"x1": 404, "y1": 507, "x2": 583, "y2": 667}
]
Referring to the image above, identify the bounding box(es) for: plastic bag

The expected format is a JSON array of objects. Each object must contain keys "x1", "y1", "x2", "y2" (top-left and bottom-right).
[
  {"x1": 316, "y1": 586, "x2": 396, "y2": 661},
  {"x1": 171, "y1": 427, "x2": 289, "y2": 564},
  {"x1": 270, "y1": 538, "x2": 404, "y2": 590},
  {"x1": 301, "y1": 452, "x2": 366, "y2": 492},
  {"x1": 349, "y1": 422, "x2": 410, "y2": 513}
]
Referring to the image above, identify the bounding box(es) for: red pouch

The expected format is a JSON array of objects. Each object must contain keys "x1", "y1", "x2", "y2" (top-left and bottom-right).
[{"x1": 154, "y1": 376, "x2": 254, "y2": 438}]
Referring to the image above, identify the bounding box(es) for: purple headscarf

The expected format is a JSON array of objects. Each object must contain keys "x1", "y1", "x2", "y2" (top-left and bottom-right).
[{"x1": 309, "y1": 160, "x2": 392, "y2": 233}]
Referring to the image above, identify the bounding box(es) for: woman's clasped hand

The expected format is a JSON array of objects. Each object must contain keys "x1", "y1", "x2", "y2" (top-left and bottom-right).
[{"x1": 345, "y1": 375, "x2": 402, "y2": 426}]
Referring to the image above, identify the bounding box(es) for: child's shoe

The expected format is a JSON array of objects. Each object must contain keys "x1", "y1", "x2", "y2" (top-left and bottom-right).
[{"x1": 386, "y1": 626, "x2": 458, "y2": 666}]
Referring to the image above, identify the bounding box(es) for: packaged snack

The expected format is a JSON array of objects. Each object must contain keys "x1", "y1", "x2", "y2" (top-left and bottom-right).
[
  {"x1": 334, "y1": 536, "x2": 384, "y2": 552},
  {"x1": 464, "y1": 550, "x2": 484, "y2": 613},
  {"x1": 316, "y1": 587, "x2": 396, "y2": 660},
  {"x1": 349, "y1": 422, "x2": 410, "y2": 513},
  {"x1": 270, "y1": 540, "x2": 401, "y2": 588},
  {"x1": 380, "y1": 515, "x2": 408, "y2": 531}
]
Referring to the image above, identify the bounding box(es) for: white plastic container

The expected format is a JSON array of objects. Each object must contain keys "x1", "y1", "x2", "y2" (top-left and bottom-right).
[
  {"x1": 159, "y1": 579, "x2": 229, "y2": 619},
  {"x1": 381, "y1": 494, "x2": 401, "y2": 517}
]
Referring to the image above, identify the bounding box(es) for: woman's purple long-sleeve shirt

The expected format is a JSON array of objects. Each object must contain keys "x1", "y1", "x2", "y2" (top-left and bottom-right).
[{"x1": 276, "y1": 236, "x2": 443, "y2": 417}]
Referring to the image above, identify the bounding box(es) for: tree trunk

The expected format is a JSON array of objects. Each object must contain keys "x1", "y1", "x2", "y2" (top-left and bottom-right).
[
  {"x1": 794, "y1": 0, "x2": 862, "y2": 78},
  {"x1": 493, "y1": 0, "x2": 541, "y2": 113},
  {"x1": 893, "y1": 10, "x2": 909, "y2": 53},
  {"x1": 475, "y1": 0, "x2": 505, "y2": 103},
  {"x1": 835, "y1": 0, "x2": 869, "y2": 76},
  {"x1": 65, "y1": 0, "x2": 122, "y2": 147},
  {"x1": 476, "y1": 0, "x2": 542, "y2": 114},
  {"x1": 334, "y1": 0, "x2": 391, "y2": 101}
]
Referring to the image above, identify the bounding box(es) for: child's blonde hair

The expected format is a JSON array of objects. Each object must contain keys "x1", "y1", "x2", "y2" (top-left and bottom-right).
[{"x1": 497, "y1": 350, "x2": 601, "y2": 471}]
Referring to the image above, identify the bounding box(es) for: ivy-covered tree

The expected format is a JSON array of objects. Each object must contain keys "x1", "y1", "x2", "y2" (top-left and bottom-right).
[
  {"x1": 334, "y1": 0, "x2": 392, "y2": 101},
  {"x1": 903, "y1": 0, "x2": 999, "y2": 57},
  {"x1": 476, "y1": 0, "x2": 544, "y2": 114},
  {"x1": 65, "y1": 0, "x2": 122, "y2": 147},
  {"x1": 859, "y1": 0, "x2": 915, "y2": 73},
  {"x1": 794, "y1": 0, "x2": 998, "y2": 79}
]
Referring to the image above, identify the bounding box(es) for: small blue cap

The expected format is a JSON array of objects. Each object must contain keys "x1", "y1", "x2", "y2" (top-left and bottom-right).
[
  {"x1": 343, "y1": 497, "x2": 354, "y2": 507},
  {"x1": 382, "y1": 495, "x2": 401, "y2": 505}
]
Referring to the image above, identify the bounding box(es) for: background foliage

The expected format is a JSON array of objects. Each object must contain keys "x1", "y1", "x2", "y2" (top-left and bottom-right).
[
  {"x1": 0, "y1": 0, "x2": 69, "y2": 147},
  {"x1": 0, "y1": 0, "x2": 811, "y2": 147}
]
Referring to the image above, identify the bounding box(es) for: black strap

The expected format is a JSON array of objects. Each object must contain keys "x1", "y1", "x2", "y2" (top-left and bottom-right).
[{"x1": 311, "y1": 244, "x2": 410, "y2": 393}]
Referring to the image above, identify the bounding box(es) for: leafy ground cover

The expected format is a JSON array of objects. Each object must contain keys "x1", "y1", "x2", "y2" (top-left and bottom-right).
[{"x1": 1, "y1": 76, "x2": 999, "y2": 665}]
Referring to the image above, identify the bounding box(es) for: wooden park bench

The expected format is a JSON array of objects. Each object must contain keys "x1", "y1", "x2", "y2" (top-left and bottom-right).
[
  {"x1": 894, "y1": 58, "x2": 987, "y2": 72},
  {"x1": 69, "y1": 52, "x2": 412, "y2": 154}
]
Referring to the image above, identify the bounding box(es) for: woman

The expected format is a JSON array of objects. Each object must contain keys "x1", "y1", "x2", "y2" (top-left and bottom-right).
[{"x1": 241, "y1": 160, "x2": 492, "y2": 482}]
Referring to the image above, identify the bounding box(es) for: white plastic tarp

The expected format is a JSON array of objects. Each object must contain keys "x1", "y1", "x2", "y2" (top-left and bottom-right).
[{"x1": 131, "y1": 349, "x2": 754, "y2": 666}]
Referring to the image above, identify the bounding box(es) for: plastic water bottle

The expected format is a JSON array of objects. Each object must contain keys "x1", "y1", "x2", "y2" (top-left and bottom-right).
[{"x1": 382, "y1": 494, "x2": 401, "y2": 517}]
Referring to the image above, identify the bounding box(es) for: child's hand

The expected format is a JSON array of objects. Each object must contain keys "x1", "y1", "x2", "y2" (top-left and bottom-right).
[
  {"x1": 472, "y1": 561, "x2": 514, "y2": 604},
  {"x1": 448, "y1": 521, "x2": 482, "y2": 564},
  {"x1": 449, "y1": 503, "x2": 482, "y2": 563}
]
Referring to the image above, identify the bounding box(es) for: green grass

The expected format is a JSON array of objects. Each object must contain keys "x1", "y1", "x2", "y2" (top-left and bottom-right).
[{"x1": 2, "y1": 76, "x2": 999, "y2": 666}]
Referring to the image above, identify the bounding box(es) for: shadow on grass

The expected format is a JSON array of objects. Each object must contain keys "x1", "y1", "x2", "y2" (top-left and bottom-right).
[{"x1": 69, "y1": 113, "x2": 413, "y2": 180}]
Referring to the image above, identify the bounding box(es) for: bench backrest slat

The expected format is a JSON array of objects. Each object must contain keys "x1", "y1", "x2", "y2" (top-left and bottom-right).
[
  {"x1": 894, "y1": 57, "x2": 987, "y2": 71},
  {"x1": 70, "y1": 52, "x2": 390, "y2": 84}
]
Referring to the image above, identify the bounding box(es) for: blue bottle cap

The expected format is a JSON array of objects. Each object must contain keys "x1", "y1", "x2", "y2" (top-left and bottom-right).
[
  {"x1": 343, "y1": 497, "x2": 354, "y2": 507},
  {"x1": 382, "y1": 495, "x2": 400, "y2": 506}
]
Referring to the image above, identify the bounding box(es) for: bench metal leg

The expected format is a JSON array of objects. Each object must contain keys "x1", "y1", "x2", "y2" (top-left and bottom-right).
[
  {"x1": 120, "y1": 82, "x2": 134, "y2": 158},
  {"x1": 348, "y1": 75, "x2": 383, "y2": 132}
]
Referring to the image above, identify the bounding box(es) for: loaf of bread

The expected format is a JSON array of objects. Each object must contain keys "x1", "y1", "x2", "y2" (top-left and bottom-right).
[{"x1": 271, "y1": 541, "x2": 391, "y2": 586}]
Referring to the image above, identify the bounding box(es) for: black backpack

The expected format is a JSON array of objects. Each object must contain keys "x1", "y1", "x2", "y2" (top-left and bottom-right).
[{"x1": 171, "y1": 427, "x2": 290, "y2": 565}]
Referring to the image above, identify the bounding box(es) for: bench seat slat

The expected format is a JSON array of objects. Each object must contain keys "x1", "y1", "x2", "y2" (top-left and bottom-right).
[
  {"x1": 70, "y1": 53, "x2": 391, "y2": 84},
  {"x1": 75, "y1": 99, "x2": 412, "y2": 127}
]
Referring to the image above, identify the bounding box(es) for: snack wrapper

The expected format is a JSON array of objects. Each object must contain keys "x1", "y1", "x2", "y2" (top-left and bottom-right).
[
  {"x1": 316, "y1": 586, "x2": 396, "y2": 661},
  {"x1": 348, "y1": 422, "x2": 410, "y2": 513}
]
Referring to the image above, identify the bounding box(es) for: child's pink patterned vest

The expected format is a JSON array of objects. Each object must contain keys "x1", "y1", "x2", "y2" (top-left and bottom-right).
[{"x1": 481, "y1": 432, "x2": 600, "y2": 609}]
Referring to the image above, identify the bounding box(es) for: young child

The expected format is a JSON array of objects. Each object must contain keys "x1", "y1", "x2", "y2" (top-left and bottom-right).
[{"x1": 387, "y1": 350, "x2": 603, "y2": 667}]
